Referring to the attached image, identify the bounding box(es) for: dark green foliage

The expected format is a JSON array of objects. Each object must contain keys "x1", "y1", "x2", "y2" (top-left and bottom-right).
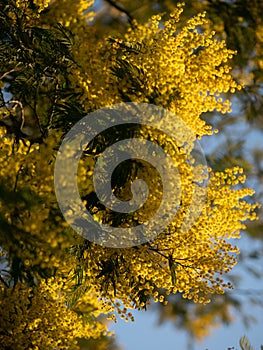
[{"x1": 0, "y1": 1, "x2": 86, "y2": 142}]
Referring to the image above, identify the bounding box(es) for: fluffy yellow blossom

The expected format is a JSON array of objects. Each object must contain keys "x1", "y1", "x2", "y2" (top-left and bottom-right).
[
  {"x1": 0, "y1": 277, "x2": 109, "y2": 350},
  {"x1": 0, "y1": 1, "x2": 260, "y2": 348},
  {"x1": 0, "y1": 129, "x2": 73, "y2": 274},
  {"x1": 41, "y1": 0, "x2": 94, "y2": 27},
  {"x1": 61, "y1": 5, "x2": 258, "y2": 311}
]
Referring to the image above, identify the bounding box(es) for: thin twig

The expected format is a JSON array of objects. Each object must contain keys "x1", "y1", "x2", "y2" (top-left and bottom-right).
[
  {"x1": 34, "y1": 84, "x2": 44, "y2": 135},
  {"x1": 0, "y1": 275, "x2": 9, "y2": 288},
  {"x1": 47, "y1": 79, "x2": 59, "y2": 131},
  {"x1": 9, "y1": 100, "x2": 25, "y2": 130},
  {"x1": 104, "y1": 0, "x2": 134, "y2": 25},
  {"x1": 0, "y1": 69, "x2": 17, "y2": 81}
]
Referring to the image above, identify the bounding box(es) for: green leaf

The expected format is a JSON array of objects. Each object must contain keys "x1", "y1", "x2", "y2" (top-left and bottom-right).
[
  {"x1": 240, "y1": 336, "x2": 255, "y2": 350},
  {"x1": 168, "y1": 255, "x2": 177, "y2": 286}
]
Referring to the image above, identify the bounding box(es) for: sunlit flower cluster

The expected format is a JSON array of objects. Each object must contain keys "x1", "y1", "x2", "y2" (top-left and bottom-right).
[
  {"x1": 0, "y1": 1, "x2": 260, "y2": 347},
  {"x1": 41, "y1": 0, "x2": 94, "y2": 27},
  {"x1": 0, "y1": 129, "x2": 72, "y2": 272},
  {"x1": 0, "y1": 277, "x2": 109, "y2": 350}
]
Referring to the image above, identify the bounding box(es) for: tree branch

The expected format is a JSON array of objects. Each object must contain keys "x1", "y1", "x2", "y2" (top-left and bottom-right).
[{"x1": 104, "y1": 0, "x2": 134, "y2": 25}]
